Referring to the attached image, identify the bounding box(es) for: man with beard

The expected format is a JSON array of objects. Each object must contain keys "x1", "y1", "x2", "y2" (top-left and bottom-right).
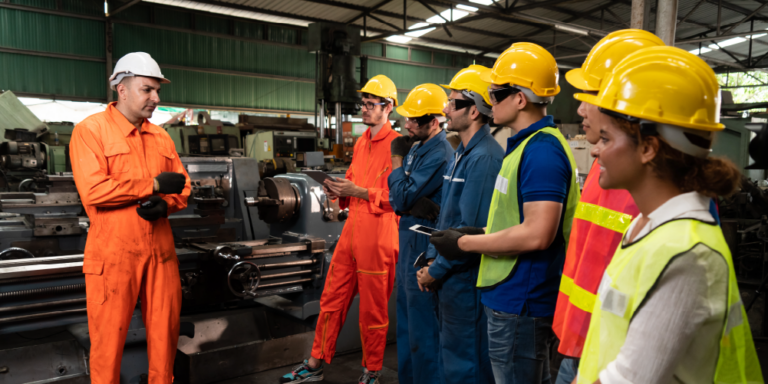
[
  {"x1": 280, "y1": 75, "x2": 401, "y2": 384},
  {"x1": 70, "y1": 52, "x2": 190, "y2": 384},
  {"x1": 415, "y1": 65, "x2": 501, "y2": 384},
  {"x1": 387, "y1": 84, "x2": 453, "y2": 384}
]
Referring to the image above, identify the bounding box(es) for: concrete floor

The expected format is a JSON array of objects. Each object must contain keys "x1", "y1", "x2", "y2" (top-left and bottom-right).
[{"x1": 219, "y1": 343, "x2": 400, "y2": 384}]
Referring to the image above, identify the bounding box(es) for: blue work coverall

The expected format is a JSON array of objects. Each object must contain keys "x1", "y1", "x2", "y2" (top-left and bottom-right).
[
  {"x1": 388, "y1": 130, "x2": 453, "y2": 384},
  {"x1": 425, "y1": 125, "x2": 503, "y2": 384}
]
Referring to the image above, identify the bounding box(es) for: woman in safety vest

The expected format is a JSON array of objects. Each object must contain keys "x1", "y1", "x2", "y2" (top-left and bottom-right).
[{"x1": 573, "y1": 46, "x2": 763, "y2": 384}]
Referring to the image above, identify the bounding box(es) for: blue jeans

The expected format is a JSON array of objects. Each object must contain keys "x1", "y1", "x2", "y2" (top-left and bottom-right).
[
  {"x1": 555, "y1": 357, "x2": 579, "y2": 384},
  {"x1": 485, "y1": 306, "x2": 554, "y2": 384}
]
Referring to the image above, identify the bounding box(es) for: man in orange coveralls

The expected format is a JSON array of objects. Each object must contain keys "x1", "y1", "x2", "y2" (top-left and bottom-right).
[
  {"x1": 70, "y1": 52, "x2": 190, "y2": 384},
  {"x1": 280, "y1": 75, "x2": 400, "y2": 384}
]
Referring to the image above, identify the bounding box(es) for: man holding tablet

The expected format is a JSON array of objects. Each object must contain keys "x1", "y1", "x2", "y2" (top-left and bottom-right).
[
  {"x1": 415, "y1": 66, "x2": 501, "y2": 384},
  {"x1": 280, "y1": 75, "x2": 401, "y2": 384},
  {"x1": 387, "y1": 84, "x2": 453, "y2": 384}
]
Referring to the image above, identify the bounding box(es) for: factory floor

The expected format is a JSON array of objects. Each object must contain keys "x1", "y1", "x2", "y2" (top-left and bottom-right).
[{"x1": 219, "y1": 343, "x2": 400, "y2": 384}]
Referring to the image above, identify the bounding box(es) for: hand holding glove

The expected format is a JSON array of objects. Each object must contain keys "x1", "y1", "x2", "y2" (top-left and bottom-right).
[
  {"x1": 390, "y1": 135, "x2": 414, "y2": 158},
  {"x1": 154, "y1": 172, "x2": 187, "y2": 194},
  {"x1": 410, "y1": 197, "x2": 440, "y2": 221},
  {"x1": 136, "y1": 196, "x2": 168, "y2": 221},
  {"x1": 429, "y1": 228, "x2": 480, "y2": 260}
]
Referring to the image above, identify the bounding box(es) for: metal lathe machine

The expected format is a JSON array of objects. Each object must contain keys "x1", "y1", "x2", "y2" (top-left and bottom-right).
[{"x1": 0, "y1": 151, "x2": 392, "y2": 384}]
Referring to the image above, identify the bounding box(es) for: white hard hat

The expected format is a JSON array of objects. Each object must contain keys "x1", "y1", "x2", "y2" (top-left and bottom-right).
[{"x1": 109, "y1": 52, "x2": 170, "y2": 89}]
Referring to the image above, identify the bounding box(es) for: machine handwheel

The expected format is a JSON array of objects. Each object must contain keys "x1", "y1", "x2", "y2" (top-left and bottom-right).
[{"x1": 227, "y1": 261, "x2": 262, "y2": 298}]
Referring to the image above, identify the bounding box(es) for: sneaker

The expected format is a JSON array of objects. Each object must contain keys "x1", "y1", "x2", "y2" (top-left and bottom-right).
[
  {"x1": 358, "y1": 369, "x2": 380, "y2": 384},
  {"x1": 279, "y1": 360, "x2": 323, "y2": 383}
]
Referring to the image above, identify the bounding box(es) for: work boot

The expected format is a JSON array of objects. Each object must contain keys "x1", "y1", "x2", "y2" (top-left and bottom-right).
[
  {"x1": 279, "y1": 360, "x2": 323, "y2": 383},
  {"x1": 358, "y1": 368, "x2": 380, "y2": 384}
]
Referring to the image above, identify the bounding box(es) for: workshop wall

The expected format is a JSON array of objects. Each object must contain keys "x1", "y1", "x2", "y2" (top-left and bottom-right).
[{"x1": 0, "y1": 0, "x2": 581, "y2": 123}]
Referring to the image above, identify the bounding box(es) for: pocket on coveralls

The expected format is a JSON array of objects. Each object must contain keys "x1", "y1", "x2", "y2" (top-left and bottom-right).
[
  {"x1": 104, "y1": 142, "x2": 131, "y2": 175},
  {"x1": 82, "y1": 259, "x2": 106, "y2": 305}
]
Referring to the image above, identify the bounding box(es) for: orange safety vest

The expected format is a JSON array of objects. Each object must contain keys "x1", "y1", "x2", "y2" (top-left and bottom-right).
[{"x1": 552, "y1": 160, "x2": 638, "y2": 358}]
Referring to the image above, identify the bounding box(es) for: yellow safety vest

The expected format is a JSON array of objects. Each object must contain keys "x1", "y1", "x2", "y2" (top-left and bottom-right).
[
  {"x1": 477, "y1": 127, "x2": 581, "y2": 288},
  {"x1": 578, "y1": 219, "x2": 764, "y2": 384}
]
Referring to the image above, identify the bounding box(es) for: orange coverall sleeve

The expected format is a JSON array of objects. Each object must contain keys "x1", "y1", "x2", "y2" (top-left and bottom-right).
[
  {"x1": 159, "y1": 155, "x2": 190, "y2": 215},
  {"x1": 70, "y1": 125, "x2": 154, "y2": 207},
  {"x1": 366, "y1": 178, "x2": 393, "y2": 214}
]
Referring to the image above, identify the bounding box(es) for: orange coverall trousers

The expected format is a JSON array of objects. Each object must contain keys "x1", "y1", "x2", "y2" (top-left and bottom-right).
[
  {"x1": 311, "y1": 122, "x2": 400, "y2": 371},
  {"x1": 70, "y1": 103, "x2": 191, "y2": 384}
]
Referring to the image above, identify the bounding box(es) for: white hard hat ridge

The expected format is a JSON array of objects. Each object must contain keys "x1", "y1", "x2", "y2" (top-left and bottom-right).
[{"x1": 109, "y1": 52, "x2": 170, "y2": 85}]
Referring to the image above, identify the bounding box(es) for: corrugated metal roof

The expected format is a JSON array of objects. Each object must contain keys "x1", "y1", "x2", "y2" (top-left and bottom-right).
[{"x1": 124, "y1": 0, "x2": 768, "y2": 70}]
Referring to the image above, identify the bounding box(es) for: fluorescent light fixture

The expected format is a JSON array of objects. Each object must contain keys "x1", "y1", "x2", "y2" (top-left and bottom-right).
[
  {"x1": 406, "y1": 27, "x2": 436, "y2": 37},
  {"x1": 689, "y1": 47, "x2": 713, "y2": 55},
  {"x1": 457, "y1": 4, "x2": 478, "y2": 12},
  {"x1": 750, "y1": 33, "x2": 767, "y2": 39},
  {"x1": 710, "y1": 37, "x2": 747, "y2": 49},
  {"x1": 426, "y1": 9, "x2": 468, "y2": 23},
  {"x1": 554, "y1": 24, "x2": 590, "y2": 36},
  {"x1": 470, "y1": 0, "x2": 494, "y2": 5},
  {"x1": 484, "y1": 53, "x2": 500, "y2": 58},
  {"x1": 410, "y1": 22, "x2": 430, "y2": 29},
  {"x1": 386, "y1": 35, "x2": 413, "y2": 44}
]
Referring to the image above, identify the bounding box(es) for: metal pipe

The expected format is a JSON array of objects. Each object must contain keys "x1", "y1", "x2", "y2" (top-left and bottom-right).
[
  {"x1": 260, "y1": 270, "x2": 313, "y2": 280},
  {"x1": 0, "y1": 308, "x2": 87, "y2": 325},
  {"x1": 335, "y1": 102, "x2": 343, "y2": 145},
  {"x1": 655, "y1": 0, "x2": 679, "y2": 45},
  {"x1": 0, "y1": 298, "x2": 86, "y2": 314},
  {"x1": 631, "y1": 0, "x2": 645, "y2": 29},
  {"x1": 257, "y1": 278, "x2": 313, "y2": 290},
  {"x1": 319, "y1": 99, "x2": 325, "y2": 140},
  {"x1": 257, "y1": 259, "x2": 317, "y2": 270}
]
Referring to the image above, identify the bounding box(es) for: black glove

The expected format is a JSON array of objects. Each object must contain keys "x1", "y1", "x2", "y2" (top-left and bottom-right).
[
  {"x1": 136, "y1": 196, "x2": 168, "y2": 221},
  {"x1": 390, "y1": 135, "x2": 414, "y2": 158},
  {"x1": 411, "y1": 197, "x2": 440, "y2": 221},
  {"x1": 155, "y1": 172, "x2": 187, "y2": 194},
  {"x1": 451, "y1": 226, "x2": 485, "y2": 235},
  {"x1": 429, "y1": 229, "x2": 479, "y2": 261}
]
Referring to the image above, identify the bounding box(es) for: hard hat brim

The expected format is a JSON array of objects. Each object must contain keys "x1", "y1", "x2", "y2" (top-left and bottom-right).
[
  {"x1": 439, "y1": 84, "x2": 452, "y2": 91},
  {"x1": 565, "y1": 69, "x2": 595, "y2": 92},
  {"x1": 575, "y1": 92, "x2": 725, "y2": 132},
  {"x1": 108, "y1": 71, "x2": 171, "y2": 85}
]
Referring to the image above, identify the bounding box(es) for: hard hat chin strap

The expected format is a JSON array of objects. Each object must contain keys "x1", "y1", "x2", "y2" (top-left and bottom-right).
[
  {"x1": 110, "y1": 72, "x2": 135, "y2": 91},
  {"x1": 640, "y1": 119, "x2": 713, "y2": 158}
]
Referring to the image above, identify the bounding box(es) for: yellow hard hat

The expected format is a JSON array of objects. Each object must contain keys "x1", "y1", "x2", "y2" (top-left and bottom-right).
[
  {"x1": 479, "y1": 43, "x2": 560, "y2": 100},
  {"x1": 441, "y1": 65, "x2": 492, "y2": 106},
  {"x1": 358, "y1": 74, "x2": 399, "y2": 106},
  {"x1": 396, "y1": 84, "x2": 448, "y2": 118},
  {"x1": 574, "y1": 46, "x2": 724, "y2": 131},
  {"x1": 566, "y1": 29, "x2": 665, "y2": 91}
]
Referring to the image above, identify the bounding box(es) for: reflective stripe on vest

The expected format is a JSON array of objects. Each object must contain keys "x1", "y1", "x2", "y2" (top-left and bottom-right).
[
  {"x1": 577, "y1": 219, "x2": 764, "y2": 384},
  {"x1": 574, "y1": 202, "x2": 633, "y2": 233},
  {"x1": 476, "y1": 127, "x2": 581, "y2": 288},
  {"x1": 558, "y1": 202, "x2": 634, "y2": 313}
]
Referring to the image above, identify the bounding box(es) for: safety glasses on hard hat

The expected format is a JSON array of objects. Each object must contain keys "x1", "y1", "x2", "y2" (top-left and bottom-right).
[
  {"x1": 599, "y1": 107, "x2": 659, "y2": 136},
  {"x1": 406, "y1": 115, "x2": 436, "y2": 126},
  {"x1": 488, "y1": 85, "x2": 522, "y2": 105},
  {"x1": 358, "y1": 101, "x2": 387, "y2": 110},
  {"x1": 448, "y1": 98, "x2": 475, "y2": 111}
]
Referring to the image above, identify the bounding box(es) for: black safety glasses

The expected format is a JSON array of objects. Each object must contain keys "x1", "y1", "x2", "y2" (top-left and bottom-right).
[
  {"x1": 357, "y1": 101, "x2": 387, "y2": 110},
  {"x1": 448, "y1": 98, "x2": 474, "y2": 111},
  {"x1": 598, "y1": 107, "x2": 658, "y2": 135},
  {"x1": 406, "y1": 115, "x2": 436, "y2": 126},
  {"x1": 488, "y1": 85, "x2": 522, "y2": 105}
]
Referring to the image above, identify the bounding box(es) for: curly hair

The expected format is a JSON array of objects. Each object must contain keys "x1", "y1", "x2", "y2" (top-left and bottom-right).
[{"x1": 614, "y1": 119, "x2": 741, "y2": 198}]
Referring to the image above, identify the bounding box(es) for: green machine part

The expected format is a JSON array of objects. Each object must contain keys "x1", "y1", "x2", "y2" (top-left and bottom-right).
[
  {"x1": 47, "y1": 144, "x2": 68, "y2": 174},
  {"x1": 165, "y1": 125, "x2": 241, "y2": 154},
  {"x1": 244, "y1": 131, "x2": 274, "y2": 161}
]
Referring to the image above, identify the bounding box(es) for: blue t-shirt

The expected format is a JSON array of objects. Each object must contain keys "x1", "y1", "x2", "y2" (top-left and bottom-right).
[{"x1": 480, "y1": 116, "x2": 572, "y2": 317}]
